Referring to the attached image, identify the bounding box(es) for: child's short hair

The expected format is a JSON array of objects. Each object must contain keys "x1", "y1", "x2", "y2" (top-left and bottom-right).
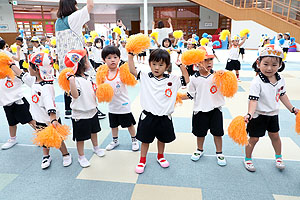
[
  {"x1": 94, "y1": 38, "x2": 103, "y2": 48},
  {"x1": 16, "y1": 37, "x2": 23, "y2": 42},
  {"x1": 162, "y1": 38, "x2": 172, "y2": 48},
  {"x1": 149, "y1": 49, "x2": 170, "y2": 67},
  {"x1": 252, "y1": 56, "x2": 285, "y2": 73},
  {"x1": 0, "y1": 39, "x2": 5, "y2": 49},
  {"x1": 101, "y1": 45, "x2": 120, "y2": 60}
]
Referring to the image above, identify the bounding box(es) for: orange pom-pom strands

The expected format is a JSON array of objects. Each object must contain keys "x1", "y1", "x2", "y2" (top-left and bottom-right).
[
  {"x1": 96, "y1": 64, "x2": 109, "y2": 85},
  {"x1": 181, "y1": 49, "x2": 206, "y2": 66},
  {"x1": 175, "y1": 92, "x2": 186, "y2": 106},
  {"x1": 119, "y1": 63, "x2": 137, "y2": 86},
  {"x1": 58, "y1": 68, "x2": 74, "y2": 92},
  {"x1": 213, "y1": 71, "x2": 238, "y2": 98},
  {"x1": 126, "y1": 33, "x2": 150, "y2": 55},
  {"x1": 296, "y1": 112, "x2": 300, "y2": 134},
  {"x1": 96, "y1": 83, "x2": 114, "y2": 103},
  {"x1": 0, "y1": 52, "x2": 14, "y2": 80},
  {"x1": 228, "y1": 116, "x2": 249, "y2": 146}
]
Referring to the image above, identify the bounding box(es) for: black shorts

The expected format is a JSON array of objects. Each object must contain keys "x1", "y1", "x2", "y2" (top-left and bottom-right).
[
  {"x1": 212, "y1": 49, "x2": 216, "y2": 54},
  {"x1": 247, "y1": 115, "x2": 280, "y2": 137},
  {"x1": 239, "y1": 48, "x2": 245, "y2": 55},
  {"x1": 4, "y1": 98, "x2": 33, "y2": 126},
  {"x1": 136, "y1": 110, "x2": 176, "y2": 143},
  {"x1": 282, "y1": 48, "x2": 289, "y2": 53},
  {"x1": 226, "y1": 59, "x2": 241, "y2": 71},
  {"x1": 192, "y1": 108, "x2": 224, "y2": 137},
  {"x1": 94, "y1": 62, "x2": 102, "y2": 70},
  {"x1": 138, "y1": 52, "x2": 146, "y2": 57},
  {"x1": 186, "y1": 65, "x2": 196, "y2": 76},
  {"x1": 19, "y1": 60, "x2": 25, "y2": 70},
  {"x1": 71, "y1": 113, "x2": 101, "y2": 141},
  {"x1": 109, "y1": 112, "x2": 136, "y2": 128}
]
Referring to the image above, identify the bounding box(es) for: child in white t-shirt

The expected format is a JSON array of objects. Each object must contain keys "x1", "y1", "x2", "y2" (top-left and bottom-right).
[
  {"x1": 15, "y1": 37, "x2": 28, "y2": 71},
  {"x1": 31, "y1": 36, "x2": 45, "y2": 53},
  {"x1": 91, "y1": 38, "x2": 104, "y2": 69}
]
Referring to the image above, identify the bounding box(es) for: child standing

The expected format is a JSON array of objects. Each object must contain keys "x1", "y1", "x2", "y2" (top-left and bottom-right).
[
  {"x1": 128, "y1": 49, "x2": 189, "y2": 174},
  {"x1": 100, "y1": 46, "x2": 139, "y2": 151},
  {"x1": 66, "y1": 50, "x2": 105, "y2": 168},
  {"x1": 10, "y1": 52, "x2": 72, "y2": 169},
  {"x1": 243, "y1": 45, "x2": 299, "y2": 172},
  {"x1": 225, "y1": 35, "x2": 247, "y2": 82},
  {"x1": 281, "y1": 32, "x2": 291, "y2": 54},
  {"x1": 15, "y1": 37, "x2": 29, "y2": 71},
  {"x1": 91, "y1": 38, "x2": 104, "y2": 69},
  {"x1": 31, "y1": 36, "x2": 45, "y2": 53},
  {"x1": 207, "y1": 35, "x2": 220, "y2": 62}
]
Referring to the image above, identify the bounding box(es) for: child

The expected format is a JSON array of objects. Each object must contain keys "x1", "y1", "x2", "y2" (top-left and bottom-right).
[
  {"x1": 275, "y1": 33, "x2": 283, "y2": 47},
  {"x1": 86, "y1": 38, "x2": 95, "y2": 69},
  {"x1": 207, "y1": 35, "x2": 220, "y2": 62},
  {"x1": 100, "y1": 46, "x2": 139, "y2": 151},
  {"x1": 281, "y1": 32, "x2": 291, "y2": 54},
  {"x1": 31, "y1": 36, "x2": 45, "y2": 53},
  {"x1": 181, "y1": 38, "x2": 198, "y2": 76},
  {"x1": 161, "y1": 38, "x2": 180, "y2": 74},
  {"x1": 118, "y1": 39, "x2": 128, "y2": 62},
  {"x1": 92, "y1": 38, "x2": 104, "y2": 69},
  {"x1": 66, "y1": 49, "x2": 105, "y2": 168},
  {"x1": 128, "y1": 49, "x2": 189, "y2": 174},
  {"x1": 243, "y1": 45, "x2": 299, "y2": 172},
  {"x1": 137, "y1": 51, "x2": 146, "y2": 64},
  {"x1": 183, "y1": 46, "x2": 227, "y2": 166},
  {"x1": 0, "y1": 39, "x2": 35, "y2": 150},
  {"x1": 15, "y1": 37, "x2": 29, "y2": 71},
  {"x1": 225, "y1": 35, "x2": 247, "y2": 82},
  {"x1": 10, "y1": 52, "x2": 72, "y2": 169}
]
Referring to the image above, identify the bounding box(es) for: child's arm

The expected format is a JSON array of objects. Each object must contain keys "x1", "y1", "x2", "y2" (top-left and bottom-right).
[
  {"x1": 152, "y1": 21, "x2": 155, "y2": 31},
  {"x1": 10, "y1": 63, "x2": 23, "y2": 76},
  {"x1": 68, "y1": 76, "x2": 79, "y2": 99},
  {"x1": 280, "y1": 94, "x2": 299, "y2": 115},
  {"x1": 173, "y1": 38, "x2": 178, "y2": 46},
  {"x1": 244, "y1": 100, "x2": 258, "y2": 123},
  {"x1": 128, "y1": 53, "x2": 138, "y2": 77},
  {"x1": 238, "y1": 36, "x2": 247, "y2": 47},
  {"x1": 228, "y1": 34, "x2": 232, "y2": 49},
  {"x1": 178, "y1": 63, "x2": 189, "y2": 84},
  {"x1": 49, "y1": 113, "x2": 59, "y2": 128},
  {"x1": 12, "y1": 46, "x2": 21, "y2": 62}
]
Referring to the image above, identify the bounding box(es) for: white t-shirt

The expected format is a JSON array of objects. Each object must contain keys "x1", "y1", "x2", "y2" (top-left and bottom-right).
[
  {"x1": 21, "y1": 73, "x2": 58, "y2": 124},
  {"x1": 249, "y1": 73, "x2": 286, "y2": 118},
  {"x1": 68, "y1": 6, "x2": 90, "y2": 38},
  {"x1": 20, "y1": 45, "x2": 27, "y2": 60},
  {"x1": 188, "y1": 72, "x2": 225, "y2": 112},
  {"x1": 137, "y1": 67, "x2": 186, "y2": 116},
  {"x1": 281, "y1": 40, "x2": 291, "y2": 48},
  {"x1": 91, "y1": 47, "x2": 102, "y2": 63},
  {"x1": 119, "y1": 45, "x2": 128, "y2": 61},
  {"x1": 105, "y1": 70, "x2": 131, "y2": 114},
  {"x1": 228, "y1": 46, "x2": 239, "y2": 60},
  {"x1": 50, "y1": 47, "x2": 57, "y2": 60},
  {"x1": 207, "y1": 41, "x2": 213, "y2": 48},
  {"x1": 153, "y1": 27, "x2": 173, "y2": 46},
  {"x1": 32, "y1": 45, "x2": 45, "y2": 53},
  {"x1": 71, "y1": 75, "x2": 98, "y2": 120}
]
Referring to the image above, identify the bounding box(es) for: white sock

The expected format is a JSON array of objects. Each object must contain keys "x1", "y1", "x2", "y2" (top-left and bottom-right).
[
  {"x1": 79, "y1": 155, "x2": 85, "y2": 160},
  {"x1": 10, "y1": 136, "x2": 16, "y2": 140},
  {"x1": 93, "y1": 146, "x2": 99, "y2": 151}
]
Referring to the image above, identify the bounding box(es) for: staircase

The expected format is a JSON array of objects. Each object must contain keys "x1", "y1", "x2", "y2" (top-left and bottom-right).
[{"x1": 190, "y1": 0, "x2": 300, "y2": 42}]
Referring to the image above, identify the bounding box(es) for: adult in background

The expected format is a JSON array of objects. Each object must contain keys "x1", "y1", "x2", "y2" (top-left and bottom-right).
[{"x1": 152, "y1": 18, "x2": 173, "y2": 47}]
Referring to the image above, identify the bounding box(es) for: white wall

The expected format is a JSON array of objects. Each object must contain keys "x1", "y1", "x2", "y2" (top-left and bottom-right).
[
  {"x1": 116, "y1": 8, "x2": 140, "y2": 31},
  {"x1": 199, "y1": 6, "x2": 219, "y2": 29},
  {"x1": 0, "y1": 2, "x2": 17, "y2": 33},
  {"x1": 140, "y1": 6, "x2": 153, "y2": 32}
]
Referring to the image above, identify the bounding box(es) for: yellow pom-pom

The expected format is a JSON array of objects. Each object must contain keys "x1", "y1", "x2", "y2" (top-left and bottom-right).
[
  {"x1": 22, "y1": 61, "x2": 29, "y2": 69},
  {"x1": 213, "y1": 71, "x2": 238, "y2": 97},
  {"x1": 150, "y1": 32, "x2": 158, "y2": 41},
  {"x1": 50, "y1": 37, "x2": 56, "y2": 46},
  {"x1": 296, "y1": 112, "x2": 300, "y2": 134},
  {"x1": 228, "y1": 116, "x2": 248, "y2": 146},
  {"x1": 175, "y1": 92, "x2": 185, "y2": 106},
  {"x1": 42, "y1": 49, "x2": 50, "y2": 54},
  {"x1": 58, "y1": 68, "x2": 73, "y2": 92},
  {"x1": 53, "y1": 63, "x2": 59, "y2": 71},
  {"x1": 119, "y1": 63, "x2": 137, "y2": 86},
  {"x1": 239, "y1": 29, "x2": 250, "y2": 38},
  {"x1": 10, "y1": 43, "x2": 18, "y2": 53},
  {"x1": 0, "y1": 52, "x2": 14, "y2": 80},
  {"x1": 126, "y1": 33, "x2": 150, "y2": 55},
  {"x1": 173, "y1": 30, "x2": 183, "y2": 39},
  {"x1": 113, "y1": 27, "x2": 122, "y2": 36},
  {"x1": 283, "y1": 52, "x2": 287, "y2": 61},
  {"x1": 96, "y1": 64, "x2": 109, "y2": 86},
  {"x1": 33, "y1": 124, "x2": 70, "y2": 149},
  {"x1": 90, "y1": 31, "x2": 99, "y2": 39},
  {"x1": 200, "y1": 38, "x2": 209, "y2": 46},
  {"x1": 96, "y1": 83, "x2": 114, "y2": 103},
  {"x1": 181, "y1": 49, "x2": 206, "y2": 66},
  {"x1": 219, "y1": 30, "x2": 230, "y2": 41}
]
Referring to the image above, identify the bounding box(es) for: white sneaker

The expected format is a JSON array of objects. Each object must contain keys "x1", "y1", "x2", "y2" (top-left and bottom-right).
[
  {"x1": 191, "y1": 150, "x2": 204, "y2": 161},
  {"x1": 216, "y1": 154, "x2": 227, "y2": 166},
  {"x1": 105, "y1": 141, "x2": 119, "y2": 151},
  {"x1": 41, "y1": 156, "x2": 52, "y2": 169},
  {"x1": 78, "y1": 157, "x2": 91, "y2": 168},
  {"x1": 63, "y1": 154, "x2": 72, "y2": 167},
  {"x1": 132, "y1": 141, "x2": 139, "y2": 151},
  {"x1": 275, "y1": 158, "x2": 285, "y2": 170},
  {"x1": 244, "y1": 160, "x2": 256, "y2": 172},
  {"x1": 93, "y1": 148, "x2": 105, "y2": 157},
  {"x1": 1, "y1": 139, "x2": 17, "y2": 150}
]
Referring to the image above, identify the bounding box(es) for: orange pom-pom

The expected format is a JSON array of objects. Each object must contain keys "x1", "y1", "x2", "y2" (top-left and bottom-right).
[
  {"x1": 58, "y1": 68, "x2": 73, "y2": 92},
  {"x1": 33, "y1": 124, "x2": 70, "y2": 149},
  {"x1": 126, "y1": 33, "x2": 150, "y2": 54},
  {"x1": 175, "y1": 92, "x2": 185, "y2": 106},
  {"x1": 181, "y1": 49, "x2": 206, "y2": 66},
  {"x1": 213, "y1": 71, "x2": 238, "y2": 97},
  {"x1": 0, "y1": 52, "x2": 14, "y2": 80},
  {"x1": 119, "y1": 63, "x2": 137, "y2": 86},
  {"x1": 96, "y1": 83, "x2": 114, "y2": 103},
  {"x1": 96, "y1": 64, "x2": 109, "y2": 86},
  {"x1": 296, "y1": 112, "x2": 300, "y2": 134},
  {"x1": 228, "y1": 116, "x2": 248, "y2": 146}
]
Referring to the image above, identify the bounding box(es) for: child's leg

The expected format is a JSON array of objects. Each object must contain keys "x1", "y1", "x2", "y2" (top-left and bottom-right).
[
  {"x1": 128, "y1": 125, "x2": 139, "y2": 151},
  {"x1": 128, "y1": 125, "x2": 136, "y2": 137},
  {"x1": 235, "y1": 70, "x2": 239, "y2": 78},
  {"x1": 106, "y1": 128, "x2": 119, "y2": 150},
  {"x1": 157, "y1": 140, "x2": 165, "y2": 155},
  {"x1": 141, "y1": 142, "x2": 150, "y2": 158},
  {"x1": 41, "y1": 147, "x2": 52, "y2": 169},
  {"x1": 43, "y1": 147, "x2": 50, "y2": 156},
  {"x1": 268, "y1": 132, "x2": 281, "y2": 156},
  {"x1": 9, "y1": 125, "x2": 17, "y2": 138},
  {"x1": 197, "y1": 137, "x2": 205, "y2": 150},
  {"x1": 59, "y1": 141, "x2": 69, "y2": 155},
  {"x1": 245, "y1": 137, "x2": 259, "y2": 159},
  {"x1": 111, "y1": 127, "x2": 119, "y2": 138},
  {"x1": 76, "y1": 141, "x2": 84, "y2": 156},
  {"x1": 91, "y1": 133, "x2": 98, "y2": 147},
  {"x1": 213, "y1": 136, "x2": 222, "y2": 153},
  {"x1": 91, "y1": 133, "x2": 105, "y2": 157}
]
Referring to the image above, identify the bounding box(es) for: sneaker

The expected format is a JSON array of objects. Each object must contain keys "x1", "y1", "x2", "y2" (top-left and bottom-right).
[
  {"x1": 132, "y1": 141, "x2": 139, "y2": 151},
  {"x1": 78, "y1": 157, "x2": 91, "y2": 168},
  {"x1": 1, "y1": 139, "x2": 17, "y2": 150},
  {"x1": 191, "y1": 150, "x2": 204, "y2": 161},
  {"x1": 135, "y1": 162, "x2": 146, "y2": 174},
  {"x1": 275, "y1": 158, "x2": 285, "y2": 170},
  {"x1": 65, "y1": 110, "x2": 72, "y2": 119},
  {"x1": 157, "y1": 158, "x2": 170, "y2": 168},
  {"x1": 93, "y1": 148, "x2": 105, "y2": 157},
  {"x1": 106, "y1": 141, "x2": 119, "y2": 151},
  {"x1": 41, "y1": 156, "x2": 52, "y2": 169},
  {"x1": 237, "y1": 78, "x2": 241, "y2": 82},
  {"x1": 216, "y1": 154, "x2": 227, "y2": 166},
  {"x1": 97, "y1": 110, "x2": 106, "y2": 119},
  {"x1": 63, "y1": 154, "x2": 72, "y2": 167},
  {"x1": 244, "y1": 160, "x2": 256, "y2": 172}
]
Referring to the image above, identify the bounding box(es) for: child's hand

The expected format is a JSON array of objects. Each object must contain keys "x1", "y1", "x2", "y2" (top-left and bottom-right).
[
  {"x1": 51, "y1": 120, "x2": 59, "y2": 128},
  {"x1": 175, "y1": 60, "x2": 182, "y2": 66},
  {"x1": 244, "y1": 114, "x2": 251, "y2": 123},
  {"x1": 293, "y1": 108, "x2": 299, "y2": 115},
  {"x1": 217, "y1": 70, "x2": 225, "y2": 75},
  {"x1": 66, "y1": 72, "x2": 74, "y2": 80},
  {"x1": 17, "y1": 45, "x2": 21, "y2": 51}
]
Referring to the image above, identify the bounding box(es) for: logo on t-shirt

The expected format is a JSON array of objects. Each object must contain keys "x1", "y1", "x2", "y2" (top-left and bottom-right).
[
  {"x1": 210, "y1": 85, "x2": 218, "y2": 94},
  {"x1": 5, "y1": 80, "x2": 13, "y2": 88},
  {"x1": 32, "y1": 94, "x2": 39, "y2": 103},
  {"x1": 165, "y1": 88, "x2": 172, "y2": 97}
]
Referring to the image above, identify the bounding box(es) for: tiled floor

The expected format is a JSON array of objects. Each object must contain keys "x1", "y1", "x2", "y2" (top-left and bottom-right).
[{"x1": 0, "y1": 50, "x2": 300, "y2": 200}]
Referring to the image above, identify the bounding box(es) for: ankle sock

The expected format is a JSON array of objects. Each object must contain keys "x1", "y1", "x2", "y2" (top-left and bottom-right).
[
  {"x1": 157, "y1": 153, "x2": 164, "y2": 160},
  {"x1": 275, "y1": 154, "x2": 282, "y2": 159},
  {"x1": 236, "y1": 74, "x2": 240, "y2": 78},
  {"x1": 62, "y1": 153, "x2": 70, "y2": 157},
  {"x1": 79, "y1": 155, "x2": 85, "y2": 160},
  {"x1": 131, "y1": 136, "x2": 137, "y2": 142},
  {"x1": 140, "y1": 157, "x2": 146, "y2": 164},
  {"x1": 197, "y1": 149, "x2": 203, "y2": 152},
  {"x1": 216, "y1": 152, "x2": 222, "y2": 155},
  {"x1": 93, "y1": 146, "x2": 99, "y2": 151},
  {"x1": 10, "y1": 136, "x2": 16, "y2": 140},
  {"x1": 245, "y1": 157, "x2": 252, "y2": 161},
  {"x1": 113, "y1": 137, "x2": 118, "y2": 143},
  {"x1": 43, "y1": 155, "x2": 50, "y2": 159}
]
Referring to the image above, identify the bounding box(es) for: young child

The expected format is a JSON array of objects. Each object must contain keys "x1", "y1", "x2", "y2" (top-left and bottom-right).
[
  {"x1": 137, "y1": 51, "x2": 146, "y2": 64},
  {"x1": 92, "y1": 38, "x2": 104, "y2": 69},
  {"x1": 15, "y1": 37, "x2": 29, "y2": 71},
  {"x1": 0, "y1": 39, "x2": 35, "y2": 150},
  {"x1": 86, "y1": 38, "x2": 95, "y2": 69},
  {"x1": 128, "y1": 49, "x2": 189, "y2": 174},
  {"x1": 183, "y1": 46, "x2": 227, "y2": 166},
  {"x1": 275, "y1": 33, "x2": 283, "y2": 47},
  {"x1": 225, "y1": 35, "x2": 247, "y2": 82},
  {"x1": 66, "y1": 49, "x2": 105, "y2": 168},
  {"x1": 31, "y1": 36, "x2": 45, "y2": 53},
  {"x1": 207, "y1": 35, "x2": 220, "y2": 62},
  {"x1": 243, "y1": 45, "x2": 299, "y2": 172},
  {"x1": 181, "y1": 38, "x2": 198, "y2": 76},
  {"x1": 100, "y1": 46, "x2": 139, "y2": 151},
  {"x1": 10, "y1": 52, "x2": 72, "y2": 169},
  {"x1": 161, "y1": 38, "x2": 180, "y2": 74},
  {"x1": 118, "y1": 39, "x2": 128, "y2": 62},
  {"x1": 281, "y1": 32, "x2": 291, "y2": 54}
]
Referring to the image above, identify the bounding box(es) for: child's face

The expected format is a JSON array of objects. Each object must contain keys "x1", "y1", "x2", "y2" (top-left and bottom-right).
[
  {"x1": 121, "y1": 42, "x2": 126, "y2": 47},
  {"x1": 104, "y1": 54, "x2": 120, "y2": 70},
  {"x1": 257, "y1": 57, "x2": 280, "y2": 78},
  {"x1": 32, "y1": 42, "x2": 39, "y2": 47},
  {"x1": 284, "y1": 35, "x2": 288, "y2": 39},
  {"x1": 86, "y1": 42, "x2": 92, "y2": 47},
  {"x1": 232, "y1": 40, "x2": 239, "y2": 46},
  {"x1": 187, "y1": 43, "x2": 193, "y2": 49},
  {"x1": 163, "y1": 40, "x2": 170, "y2": 47},
  {"x1": 16, "y1": 40, "x2": 22, "y2": 46},
  {"x1": 208, "y1": 38, "x2": 212, "y2": 42},
  {"x1": 95, "y1": 42, "x2": 102, "y2": 48},
  {"x1": 277, "y1": 34, "x2": 282, "y2": 39},
  {"x1": 149, "y1": 60, "x2": 168, "y2": 78},
  {"x1": 199, "y1": 58, "x2": 214, "y2": 72}
]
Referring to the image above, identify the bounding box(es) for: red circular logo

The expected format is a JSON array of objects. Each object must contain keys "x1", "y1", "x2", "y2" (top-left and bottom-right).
[
  {"x1": 5, "y1": 80, "x2": 13, "y2": 88},
  {"x1": 165, "y1": 88, "x2": 172, "y2": 97},
  {"x1": 275, "y1": 93, "x2": 280, "y2": 102},
  {"x1": 32, "y1": 94, "x2": 39, "y2": 103},
  {"x1": 92, "y1": 83, "x2": 97, "y2": 92},
  {"x1": 210, "y1": 85, "x2": 218, "y2": 94}
]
